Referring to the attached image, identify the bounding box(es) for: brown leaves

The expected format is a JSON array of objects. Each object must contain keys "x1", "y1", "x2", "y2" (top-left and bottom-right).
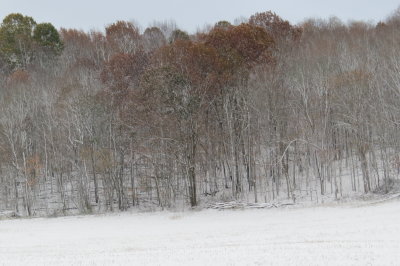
[
  {"x1": 101, "y1": 52, "x2": 148, "y2": 89},
  {"x1": 331, "y1": 69, "x2": 371, "y2": 90},
  {"x1": 142, "y1": 22, "x2": 277, "y2": 108},
  {"x1": 106, "y1": 21, "x2": 140, "y2": 40},
  {"x1": 97, "y1": 18, "x2": 277, "y2": 137},
  {"x1": 100, "y1": 52, "x2": 148, "y2": 113},
  {"x1": 26, "y1": 154, "x2": 42, "y2": 186},
  {"x1": 249, "y1": 11, "x2": 302, "y2": 42},
  {"x1": 105, "y1": 21, "x2": 141, "y2": 54},
  {"x1": 60, "y1": 29, "x2": 92, "y2": 49},
  {"x1": 142, "y1": 27, "x2": 166, "y2": 52},
  {"x1": 7, "y1": 69, "x2": 30, "y2": 85},
  {"x1": 205, "y1": 23, "x2": 274, "y2": 78},
  {"x1": 155, "y1": 40, "x2": 222, "y2": 91}
]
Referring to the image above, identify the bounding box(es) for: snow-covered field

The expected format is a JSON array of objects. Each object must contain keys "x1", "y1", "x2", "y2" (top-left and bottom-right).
[{"x1": 1, "y1": 199, "x2": 400, "y2": 266}]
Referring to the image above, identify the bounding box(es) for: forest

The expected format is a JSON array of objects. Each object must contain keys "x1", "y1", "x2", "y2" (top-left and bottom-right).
[{"x1": 1, "y1": 9, "x2": 400, "y2": 217}]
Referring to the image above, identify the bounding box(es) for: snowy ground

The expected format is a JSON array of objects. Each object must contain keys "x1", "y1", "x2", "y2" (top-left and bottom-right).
[{"x1": 1, "y1": 199, "x2": 400, "y2": 266}]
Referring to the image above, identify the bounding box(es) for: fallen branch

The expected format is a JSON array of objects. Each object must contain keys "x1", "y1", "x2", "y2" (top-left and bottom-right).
[{"x1": 207, "y1": 201, "x2": 295, "y2": 210}]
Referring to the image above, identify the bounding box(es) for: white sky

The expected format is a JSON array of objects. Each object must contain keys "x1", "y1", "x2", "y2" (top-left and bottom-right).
[{"x1": 0, "y1": 0, "x2": 399, "y2": 33}]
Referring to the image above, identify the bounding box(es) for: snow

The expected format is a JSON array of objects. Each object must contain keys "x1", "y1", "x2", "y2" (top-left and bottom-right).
[{"x1": 1, "y1": 199, "x2": 400, "y2": 265}]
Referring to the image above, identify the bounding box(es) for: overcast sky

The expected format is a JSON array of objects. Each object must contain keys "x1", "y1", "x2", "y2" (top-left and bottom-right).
[{"x1": 1, "y1": 0, "x2": 399, "y2": 33}]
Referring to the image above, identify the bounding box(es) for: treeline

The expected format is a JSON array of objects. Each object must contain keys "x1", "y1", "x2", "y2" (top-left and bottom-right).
[{"x1": 1, "y1": 10, "x2": 400, "y2": 216}]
